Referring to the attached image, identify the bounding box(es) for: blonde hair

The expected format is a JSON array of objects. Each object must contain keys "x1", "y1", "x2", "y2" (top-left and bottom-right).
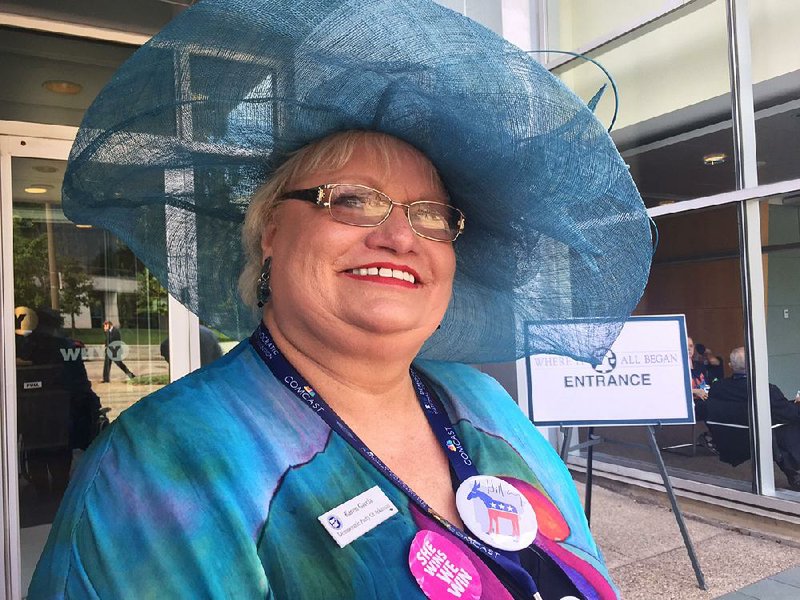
[{"x1": 238, "y1": 130, "x2": 445, "y2": 309}]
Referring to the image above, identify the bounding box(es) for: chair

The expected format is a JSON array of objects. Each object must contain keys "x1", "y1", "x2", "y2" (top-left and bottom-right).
[
  {"x1": 659, "y1": 423, "x2": 700, "y2": 457},
  {"x1": 16, "y1": 364, "x2": 72, "y2": 495},
  {"x1": 704, "y1": 420, "x2": 785, "y2": 467}
]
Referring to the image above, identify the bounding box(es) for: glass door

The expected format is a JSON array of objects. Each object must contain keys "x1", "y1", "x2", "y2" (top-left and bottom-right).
[{"x1": 1, "y1": 137, "x2": 171, "y2": 597}]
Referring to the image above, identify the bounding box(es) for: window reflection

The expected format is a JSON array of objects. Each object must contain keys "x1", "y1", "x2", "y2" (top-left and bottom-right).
[
  {"x1": 13, "y1": 158, "x2": 170, "y2": 592},
  {"x1": 159, "y1": 323, "x2": 230, "y2": 372},
  {"x1": 553, "y1": 0, "x2": 736, "y2": 208},
  {"x1": 751, "y1": 2, "x2": 800, "y2": 185},
  {"x1": 583, "y1": 205, "x2": 750, "y2": 488},
  {"x1": 763, "y1": 196, "x2": 800, "y2": 492},
  {"x1": 546, "y1": 0, "x2": 668, "y2": 51}
]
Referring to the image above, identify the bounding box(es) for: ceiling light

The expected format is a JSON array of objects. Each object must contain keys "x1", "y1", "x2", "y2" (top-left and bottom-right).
[
  {"x1": 75, "y1": 224, "x2": 93, "y2": 229},
  {"x1": 33, "y1": 165, "x2": 58, "y2": 173},
  {"x1": 24, "y1": 184, "x2": 53, "y2": 194},
  {"x1": 42, "y1": 80, "x2": 83, "y2": 95},
  {"x1": 703, "y1": 152, "x2": 727, "y2": 166}
]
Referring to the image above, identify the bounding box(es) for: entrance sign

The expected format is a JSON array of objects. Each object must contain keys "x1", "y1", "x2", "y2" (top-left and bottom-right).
[
  {"x1": 513, "y1": 315, "x2": 707, "y2": 590},
  {"x1": 518, "y1": 315, "x2": 693, "y2": 426}
]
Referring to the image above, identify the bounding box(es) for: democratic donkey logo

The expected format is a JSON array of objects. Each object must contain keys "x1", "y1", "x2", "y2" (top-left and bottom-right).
[
  {"x1": 455, "y1": 475, "x2": 538, "y2": 551},
  {"x1": 466, "y1": 481, "x2": 521, "y2": 540}
]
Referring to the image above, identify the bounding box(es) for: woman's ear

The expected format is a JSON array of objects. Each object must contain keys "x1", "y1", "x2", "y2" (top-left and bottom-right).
[{"x1": 260, "y1": 218, "x2": 278, "y2": 259}]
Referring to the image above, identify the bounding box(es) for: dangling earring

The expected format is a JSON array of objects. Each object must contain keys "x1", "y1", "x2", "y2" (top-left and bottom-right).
[{"x1": 257, "y1": 257, "x2": 272, "y2": 308}]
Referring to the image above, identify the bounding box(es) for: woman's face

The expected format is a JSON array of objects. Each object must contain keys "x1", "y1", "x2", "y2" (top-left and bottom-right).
[{"x1": 262, "y1": 136, "x2": 456, "y2": 349}]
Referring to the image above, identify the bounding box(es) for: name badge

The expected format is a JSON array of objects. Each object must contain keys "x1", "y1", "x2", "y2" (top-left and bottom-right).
[{"x1": 318, "y1": 485, "x2": 398, "y2": 547}]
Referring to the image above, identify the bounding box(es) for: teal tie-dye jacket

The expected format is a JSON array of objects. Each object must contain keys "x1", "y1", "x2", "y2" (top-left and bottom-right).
[{"x1": 30, "y1": 339, "x2": 617, "y2": 599}]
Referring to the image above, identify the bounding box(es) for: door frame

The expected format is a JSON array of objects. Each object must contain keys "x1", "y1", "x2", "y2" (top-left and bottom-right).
[
  {"x1": 1, "y1": 123, "x2": 202, "y2": 599},
  {"x1": 0, "y1": 126, "x2": 73, "y2": 600}
]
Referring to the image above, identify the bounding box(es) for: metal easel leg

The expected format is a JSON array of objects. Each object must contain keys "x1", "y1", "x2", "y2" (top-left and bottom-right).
[
  {"x1": 585, "y1": 426, "x2": 594, "y2": 527},
  {"x1": 559, "y1": 426, "x2": 571, "y2": 461},
  {"x1": 646, "y1": 425, "x2": 707, "y2": 590}
]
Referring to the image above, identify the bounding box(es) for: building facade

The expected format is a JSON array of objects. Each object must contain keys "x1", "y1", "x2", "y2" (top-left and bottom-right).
[{"x1": 1, "y1": 0, "x2": 798, "y2": 597}]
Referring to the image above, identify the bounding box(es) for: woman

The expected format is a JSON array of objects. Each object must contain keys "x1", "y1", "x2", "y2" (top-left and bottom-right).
[{"x1": 30, "y1": 1, "x2": 652, "y2": 598}]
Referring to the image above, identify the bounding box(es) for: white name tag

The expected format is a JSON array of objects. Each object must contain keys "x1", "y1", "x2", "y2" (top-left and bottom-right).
[{"x1": 318, "y1": 485, "x2": 398, "y2": 548}]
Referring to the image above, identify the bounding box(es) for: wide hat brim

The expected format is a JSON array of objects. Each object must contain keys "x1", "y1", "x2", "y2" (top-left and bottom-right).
[{"x1": 63, "y1": 0, "x2": 652, "y2": 364}]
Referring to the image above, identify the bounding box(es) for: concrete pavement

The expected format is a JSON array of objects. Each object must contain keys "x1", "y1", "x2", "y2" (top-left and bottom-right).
[
  {"x1": 718, "y1": 567, "x2": 800, "y2": 599},
  {"x1": 580, "y1": 480, "x2": 800, "y2": 599}
]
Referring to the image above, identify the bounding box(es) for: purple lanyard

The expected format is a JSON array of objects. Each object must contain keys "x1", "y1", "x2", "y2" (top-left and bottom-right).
[
  {"x1": 409, "y1": 368, "x2": 480, "y2": 483},
  {"x1": 250, "y1": 323, "x2": 541, "y2": 599}
]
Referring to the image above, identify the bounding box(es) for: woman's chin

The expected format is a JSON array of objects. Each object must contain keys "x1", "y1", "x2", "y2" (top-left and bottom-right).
[{"x1": 346, "y1": 314, "x2": 436, "y2": 342}]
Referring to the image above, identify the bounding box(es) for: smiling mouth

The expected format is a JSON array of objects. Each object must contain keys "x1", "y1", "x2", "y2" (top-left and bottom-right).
[{"x1": 346, "y1": 266, "x2": 416, "y2": 284}]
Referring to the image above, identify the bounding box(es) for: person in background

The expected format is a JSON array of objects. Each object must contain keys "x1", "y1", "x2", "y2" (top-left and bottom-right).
[
  {"x1": 159, "y1": 324, "x2": 224, "y2": 368},
  {"x1": 17, "y1": 308, "x2": 100, "y2": 501},
  {"x1": 694, "y1": 342, "x2": 724, "y2": 383},
  {"x1": 706, "y1": 347, "x2": 800, "y2": 490},
  {"x1": 688, "y1": 336, "x2": 710, "y2": 402},
  {"x1": 101, "y1": 320, "x2": 135, "y2": 382},
  {"x1": 688, "y1": 336, "x2": 717, "y2": 452}
]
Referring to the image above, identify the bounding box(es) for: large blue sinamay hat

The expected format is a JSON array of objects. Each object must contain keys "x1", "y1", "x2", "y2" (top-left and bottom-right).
[{"x1": 62, "y1": 0, "x2": 653, "y2": 364}]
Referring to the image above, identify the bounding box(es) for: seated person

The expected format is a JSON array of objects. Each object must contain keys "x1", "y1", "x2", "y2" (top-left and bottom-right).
[
  {"x1": 17, "y1": 308, "x2": 101, "y2": 500},
  {"x1": 688, "y1": 336, "x2": 710, "y2": 402},
  {"x1": 688, "y1": 335, "x2": 718, "y2": 452},
  {"x1": 688, "y1": 335, "x2": 712, "y2": 420},
  {"x1": 706, "y1": 347, "x2": 800, "y2": 490},
  {"x1": 694, "y1": 342, "x2": 725, "y2": 383}
]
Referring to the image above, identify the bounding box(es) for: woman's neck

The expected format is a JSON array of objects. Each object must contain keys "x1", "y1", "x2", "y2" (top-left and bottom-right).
[
  {"x1": 263, "y1": 311, "x2": 421, "y2": 420},
  {"x1": 261, "y1": 312, "x2": 462, "y2": 527}
]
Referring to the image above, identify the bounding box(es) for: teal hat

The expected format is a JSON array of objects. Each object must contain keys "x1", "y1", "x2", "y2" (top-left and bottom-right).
[{"x1": 62, "y1": 0, "x2": 653, "y2": 364}]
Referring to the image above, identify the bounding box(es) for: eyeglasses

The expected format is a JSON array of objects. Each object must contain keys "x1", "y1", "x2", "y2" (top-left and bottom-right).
[{"x1": 280, "y1": 183, "x2": 465, "y2": 242}]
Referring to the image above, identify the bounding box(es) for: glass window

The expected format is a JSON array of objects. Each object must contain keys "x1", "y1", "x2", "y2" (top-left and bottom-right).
[
  {"x1": 551, "y1": 0, "x2": 735, "y2": 208},
  {"x1": 762, "y1": 195, "x2": 800, "y2": 493},
  {"x1": 750, "y1": 2, "x2": 800, "y2": 185},
  {"x1": 12, "y1": 157, "x2": 170, "y2": 592},
  {"x1": 434, "y1": 0, "x2": 503, "y2": 34},
  {"x1": 584, "y1": 205, "x2": 750, "y2": 490},
  {"x1": 0, "y1": 27, "x2": 136, "y2": 126},
  {"x1": 199, "y1": 321, "x2": 235, "y2": 367},
  {"x1": 546, "y1": 0, "x2": 669, "y2": 51},
  {"x1": 1, "y1": 0, "x2": 183, "y2": 35}
]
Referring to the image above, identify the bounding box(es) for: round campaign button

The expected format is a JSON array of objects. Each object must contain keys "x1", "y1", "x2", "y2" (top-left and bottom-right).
[
  {"x1": 455, "y1": 475, "x2": 537, "y2": 551},
  {"x1": 408, "y1": 529, "x2": 482, "y2": 600}
]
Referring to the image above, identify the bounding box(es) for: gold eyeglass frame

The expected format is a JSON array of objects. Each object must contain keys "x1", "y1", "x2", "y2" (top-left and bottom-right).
[{"x1": 281, "y1": 183, "x2": 465, "y2": 242}]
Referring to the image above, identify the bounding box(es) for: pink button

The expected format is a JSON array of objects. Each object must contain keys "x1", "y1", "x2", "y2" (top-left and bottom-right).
[{"x1": 408, "y1": 529, "x2": 482, "y2": 600}]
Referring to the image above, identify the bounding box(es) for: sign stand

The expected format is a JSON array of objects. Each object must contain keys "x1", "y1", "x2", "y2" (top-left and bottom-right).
[
  {"x1": 565, "y1": 425, "x2": 707, "y2": 591},
  {"x1": 523, "y1": 316, "x2": 707, "y2": 589},
  {"x1": 644, "y1": 425, "x2": 707, "y2": 590},
  {"x1": 560, "y1": 426, "x2": 602, "y2": 526}
]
